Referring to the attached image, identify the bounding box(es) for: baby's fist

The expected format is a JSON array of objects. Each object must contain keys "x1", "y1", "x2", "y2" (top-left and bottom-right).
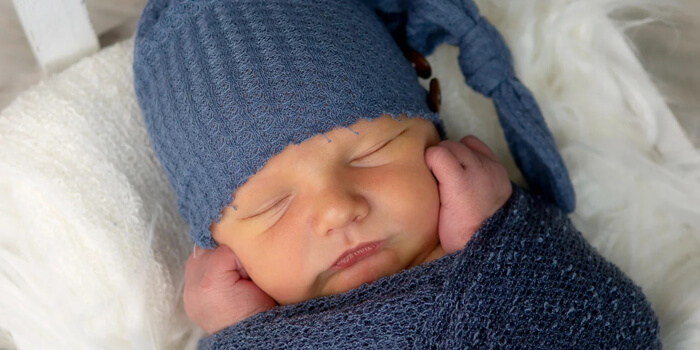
[
  {"x1": 425, "y1": 136, "x2": 512, "y2": 254},
  {"x1": 184, "y1": 245, "x2": 277, "y2": 334}
]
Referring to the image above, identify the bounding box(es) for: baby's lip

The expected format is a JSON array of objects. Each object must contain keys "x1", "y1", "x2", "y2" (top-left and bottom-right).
[{"x1": 331, "y1": 241, "x2": 382, "y2": 270}]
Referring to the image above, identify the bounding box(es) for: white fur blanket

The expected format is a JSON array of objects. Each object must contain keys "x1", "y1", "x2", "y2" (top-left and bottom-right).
[{"x1": 1, "y1": 0, "x2": 699, "y2": 349}]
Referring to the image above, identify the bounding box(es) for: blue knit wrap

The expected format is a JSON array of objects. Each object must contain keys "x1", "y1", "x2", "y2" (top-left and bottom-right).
[
  {"x1": 133, "y1": 0, "x2": 575, "y2": 248},
  {"x1": 199, "y1": 186, "x2": 660, "y2": 349}
]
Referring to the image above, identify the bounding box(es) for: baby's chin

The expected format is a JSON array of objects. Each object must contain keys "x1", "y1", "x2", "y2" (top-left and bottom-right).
[{"x1": 416, "y1": 243, "x2": 446, "y2": 266}]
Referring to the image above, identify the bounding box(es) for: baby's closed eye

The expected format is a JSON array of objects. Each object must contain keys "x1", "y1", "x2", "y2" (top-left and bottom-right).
[
  {"x1": 350, "y1": 129, "x2": 407, "y2": 167},
  {"x1": 245, "y1": 195, "x2": 292, "y2": 220},
  {"x1": 351, "y1": 141, "x2": 390, "y2": 165}
]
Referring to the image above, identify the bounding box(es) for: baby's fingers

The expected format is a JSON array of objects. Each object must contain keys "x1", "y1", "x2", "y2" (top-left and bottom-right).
[
  {"x1": 425, "y1": 145, "x2": 464, "y2": 182},
  {"x1": 437, "y1": 140, "x2": 484, "y2": 171},
  {"x1": 460, "y1": 135, "x2": 498, "y2": 162},
  {"x1": 185, "y1": 246, "x2": 213, "y2": 285},
  {"x1": 207, "y1": 245, "x2": 248, "y2": 279}
]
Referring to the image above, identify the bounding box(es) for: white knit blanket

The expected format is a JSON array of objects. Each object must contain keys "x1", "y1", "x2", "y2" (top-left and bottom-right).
[{"x1": 1, "y1": 0, "x2": 699, "y2": 349}]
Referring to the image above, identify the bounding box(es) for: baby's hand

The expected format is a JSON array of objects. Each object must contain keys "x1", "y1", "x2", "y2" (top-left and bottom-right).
[
  {"x1": 184, "y1": 245, "x2": 277, "y2": 334},
  {"x1": 425, "y1": 136, "x2": 512, "y2": 254}
]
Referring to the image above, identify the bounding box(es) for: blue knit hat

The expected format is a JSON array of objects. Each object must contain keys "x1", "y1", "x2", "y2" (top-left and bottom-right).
[{"x1": 133, "y1": 0, "x2": 575, "y2": 249}]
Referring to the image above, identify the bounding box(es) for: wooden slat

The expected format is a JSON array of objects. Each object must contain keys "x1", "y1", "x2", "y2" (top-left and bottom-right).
[{"x1": 11, "y1": 0, "x2": 99, "y2": 74}]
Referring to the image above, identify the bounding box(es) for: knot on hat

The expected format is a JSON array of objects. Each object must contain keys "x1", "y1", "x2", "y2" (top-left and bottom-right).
[
  {"x1": 368, "y1": 0, "x2": 576, "y2": 213},
  {"x1": 457, "y1": 18, "x2": 515, "y2": 97}
]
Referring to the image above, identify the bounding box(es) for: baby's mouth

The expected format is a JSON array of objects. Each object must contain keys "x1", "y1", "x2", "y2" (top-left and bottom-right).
[{"x1": 331, "y1": 241, "x2": 382, "y2": 270}]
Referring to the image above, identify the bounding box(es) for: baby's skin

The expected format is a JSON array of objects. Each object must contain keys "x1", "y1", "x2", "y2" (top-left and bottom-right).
[{"x1": 183, "y1": 116, "x2": 512, "y2": 334}]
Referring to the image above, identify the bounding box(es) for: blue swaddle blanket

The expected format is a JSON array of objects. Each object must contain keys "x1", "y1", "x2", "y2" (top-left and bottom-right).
[{"x1": 200, "y1": 186, "x2": 660, "y2": 349}]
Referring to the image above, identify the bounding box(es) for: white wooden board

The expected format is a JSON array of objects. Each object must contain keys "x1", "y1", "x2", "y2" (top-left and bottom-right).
[{"x1": 11, "y1": 0, "x2": 99, "y2": 74}]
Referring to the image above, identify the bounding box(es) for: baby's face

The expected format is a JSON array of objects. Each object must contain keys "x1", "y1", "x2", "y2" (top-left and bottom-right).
[{"x1": 210, "y1": 115, "x2": 444, "y2": 305}]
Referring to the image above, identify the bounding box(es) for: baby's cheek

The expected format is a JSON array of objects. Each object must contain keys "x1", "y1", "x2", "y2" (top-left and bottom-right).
[
  {"x1": 247, "y1": 253, "x2": 306, "y2": 305},
  {"x1": 386, "y1": 162, "x2": 440, "y2": 232},
  {"x1": 413, "y1": 170, "x2": 441, "y2": 231}
]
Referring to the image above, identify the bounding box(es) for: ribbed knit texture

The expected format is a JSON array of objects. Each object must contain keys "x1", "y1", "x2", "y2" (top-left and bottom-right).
[
  {"x1": 133, "y1": 0, "x2": 441, "y2": 248},
  {"x1": 134, "y1": 0, "x2": 576, "y2": 248},
  {"x1": 199, "y1": 186, "x2": 660, "y2": 349}
]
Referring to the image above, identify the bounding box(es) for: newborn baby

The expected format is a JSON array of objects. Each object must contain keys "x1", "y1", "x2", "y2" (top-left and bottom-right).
[
  {"x1": 184, "y1": 115, "x2": 512, "y2": 332},
  {"x1": 133, "y1": 0, "x2": 659, "y2": 347}
]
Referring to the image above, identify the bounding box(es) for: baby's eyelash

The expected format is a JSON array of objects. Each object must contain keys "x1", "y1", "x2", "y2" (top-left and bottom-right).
[
  {"x1": 352, "y1": 129, "x2": 407, "y2": 164},
  {"x1": 353, "y1": 139, "x2": 392, "y2": 163},
  {"x1": 354, "y1": 147, "x2": 384, "y2": 163},
  {"x1": 249, "y1": 196, "x2": 290, "y2": 219}
]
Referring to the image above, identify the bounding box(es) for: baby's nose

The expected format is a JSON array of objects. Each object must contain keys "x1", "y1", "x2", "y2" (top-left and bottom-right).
[{"x1": 311, "y1": 184, "x2": 368, "y2": 236}]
